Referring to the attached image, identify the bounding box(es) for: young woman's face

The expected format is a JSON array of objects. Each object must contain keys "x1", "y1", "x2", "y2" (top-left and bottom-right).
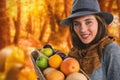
[{"x1": 73, "y1": 15, "x2": 98, "y2": 44}]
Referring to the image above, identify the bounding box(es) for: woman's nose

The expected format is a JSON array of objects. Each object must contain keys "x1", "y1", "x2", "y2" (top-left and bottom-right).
[{"x1": 79, "y1": 24, "x2": 87, "y2": 33}]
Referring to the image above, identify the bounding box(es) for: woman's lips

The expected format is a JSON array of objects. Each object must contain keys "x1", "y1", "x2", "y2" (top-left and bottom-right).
[{"x1": 81, "y1": 34, "x2": 90, "y2": 39}]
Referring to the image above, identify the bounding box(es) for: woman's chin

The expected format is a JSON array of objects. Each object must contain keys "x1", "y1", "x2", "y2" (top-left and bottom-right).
[{"x1": 81, "y1": 40, "x2": 92, "y2": 44}]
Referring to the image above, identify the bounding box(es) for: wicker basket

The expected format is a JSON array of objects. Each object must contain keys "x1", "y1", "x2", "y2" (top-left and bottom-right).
[
  {"x1": 30, "y1": 49, "x2": 46, "y2": 80},
  {"x1": 30, "y1": 49, "x2": 91, "y2": 80}
]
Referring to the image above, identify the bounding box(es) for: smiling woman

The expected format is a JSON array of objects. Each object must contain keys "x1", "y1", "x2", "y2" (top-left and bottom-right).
[
  {"x1": 60, "y1": 0, "x2": 120, "y2": 80},
  {"x1": 1, "y1": 0, "x2": 119, "y2": 80}
]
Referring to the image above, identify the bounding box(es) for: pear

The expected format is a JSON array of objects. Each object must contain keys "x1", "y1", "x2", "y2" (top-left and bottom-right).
[{"x1": 40, "y1": 48, "x2": 53, "y2": 57}]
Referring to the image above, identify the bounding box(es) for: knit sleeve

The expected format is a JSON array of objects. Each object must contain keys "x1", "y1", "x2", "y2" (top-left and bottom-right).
[{"x1": 103, "y1": 42, "x2": 120, "y2": 80}]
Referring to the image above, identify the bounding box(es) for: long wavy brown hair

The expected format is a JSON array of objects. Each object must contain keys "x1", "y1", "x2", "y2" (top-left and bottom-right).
[{"x1": 70, "y1": 14, "x2": 108, "y2": 49}]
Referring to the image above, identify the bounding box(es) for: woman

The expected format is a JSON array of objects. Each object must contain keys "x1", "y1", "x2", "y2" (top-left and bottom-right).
[{"x1": 60, "y1": 0, "x2": 120, "y2": 80}]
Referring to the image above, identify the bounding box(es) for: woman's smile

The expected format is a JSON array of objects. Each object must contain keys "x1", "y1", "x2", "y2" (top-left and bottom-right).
[{"x1": 81, "y1": 33, "x2": 90, "y2": 39}]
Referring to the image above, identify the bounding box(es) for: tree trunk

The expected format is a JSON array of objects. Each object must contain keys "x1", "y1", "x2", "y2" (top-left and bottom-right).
[
  {"x1": 64, "y1": 0, "x2": 73, "y2": 17},
  {"x1": 116, "y1": 0, "x2": 120, "y2": 45},
  {"x1": 116, "y1": 0, "x2": 120, "y2": 22},
  {"x1": 98, "y1": 0, "x2": 106, "y2": 11},
  {"x1": 107, "y1": 0, "x2": 114, "y2": 12},
  {"x1": 0, "y1": 0, "x2": 10, "y2": 49},
  {"x1": 26, "y1": 14, "x2": 32, "y2": 38},
  {"x1": 13, "y1": 0, "x2": 21, "y2": 44}
]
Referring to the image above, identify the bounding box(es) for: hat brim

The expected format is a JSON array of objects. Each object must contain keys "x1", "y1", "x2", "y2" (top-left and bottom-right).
[{"x1": 60, "y1": 11, "x2": 113, "y2": 26}]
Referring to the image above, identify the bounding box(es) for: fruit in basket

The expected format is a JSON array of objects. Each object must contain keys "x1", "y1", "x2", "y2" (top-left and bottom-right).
[
  {"x1": 43, "y1": 44, "x2": 53, "y2": 49},
  {"x1": 45, "y1": 69, "x2": 65, "y2": 80},
  {"x1": 66, "y1": 72, "x2": 87, "y2": 80},
  {"x1": 49, "y1": 54, "x2": 63, "y2": 68},
  {"x1": 40, "y1": 48, "x2": 53, "y2": 57},
  {"x1": 56, "y1": 51, "x2": 67, "y2": 60},
  {"x1": 36, "y1": 56, "x2": 48, "y2": 70},
  {"x1": 60, "y1": 57, "x2": 80, "y2": 75},
  {"x1": 43, "y1": 67, "x2": 56, "y2": 76}
]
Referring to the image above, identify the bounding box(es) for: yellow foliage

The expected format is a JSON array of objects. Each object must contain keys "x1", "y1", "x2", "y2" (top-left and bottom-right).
[
  {"x1": 18, "y1": 67, "x2": 37, "y2": 80},
  {"x1": 4, "y1": 45, "x2": 25, "y2": 72}
]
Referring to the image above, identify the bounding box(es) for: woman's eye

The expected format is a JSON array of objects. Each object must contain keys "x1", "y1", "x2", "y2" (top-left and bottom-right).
[
  {"x1": 86, "y1": 21, "x2": 92, "y2": 25},
  {"x1": 73, "y1": 22, "x2": 80, "y2": 27}
]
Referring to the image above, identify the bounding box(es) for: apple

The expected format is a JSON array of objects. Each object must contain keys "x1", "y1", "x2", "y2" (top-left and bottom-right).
[
  {"x1": 40, "y1": 48, "x2": 53, "y2": 57},
  {"x1": 36, "y1": 56, "x2": 48, "y2": 70}
]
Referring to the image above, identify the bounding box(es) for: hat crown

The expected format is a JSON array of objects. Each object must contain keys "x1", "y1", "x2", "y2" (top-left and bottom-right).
[
  {"x1": 72, "y1": 0, "x2": 100, "y2": 14},
  {"x1": 60, "y1": 0, "x2": 113, "y2": 26}
]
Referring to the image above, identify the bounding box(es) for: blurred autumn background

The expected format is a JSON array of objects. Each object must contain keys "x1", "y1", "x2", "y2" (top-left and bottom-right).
[{"x1": 0, "y1": 0, "x2": 120, "y2": 80}]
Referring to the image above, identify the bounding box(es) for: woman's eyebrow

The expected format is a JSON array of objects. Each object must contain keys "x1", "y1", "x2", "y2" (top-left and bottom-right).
[{"x1": 84, "y1": 18, "x2": 94, "y2": 21}]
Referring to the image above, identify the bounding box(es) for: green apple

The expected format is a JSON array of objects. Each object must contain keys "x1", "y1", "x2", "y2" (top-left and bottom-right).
[
  {"x1": 40, "y1": 48, "x2": 53, "y2": 57},
  {"x1": 36, "y1": 56, "x2": 48, "y2": 70}
]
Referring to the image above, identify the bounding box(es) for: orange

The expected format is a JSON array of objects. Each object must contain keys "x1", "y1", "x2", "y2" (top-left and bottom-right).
[
  {"x1": 45, "y1": 69, "x2": 65, "y2": 80},
  {"x1": 48, "y1": 54, "x2": 63, "y2": 68}
]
